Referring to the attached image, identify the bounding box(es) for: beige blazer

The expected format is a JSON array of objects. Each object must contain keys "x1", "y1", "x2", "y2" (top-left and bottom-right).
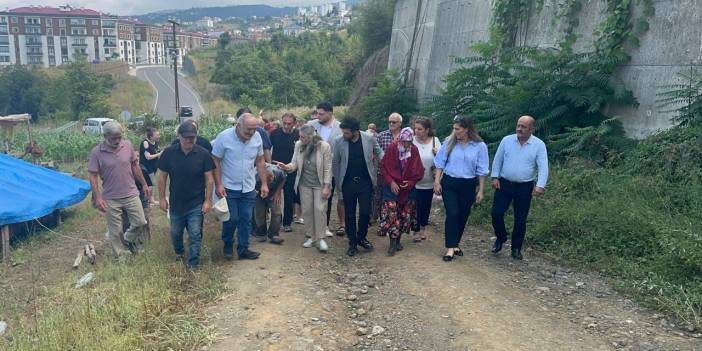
[{"x1": 285, "y1": 140, "x2": 332, "y2": 191}]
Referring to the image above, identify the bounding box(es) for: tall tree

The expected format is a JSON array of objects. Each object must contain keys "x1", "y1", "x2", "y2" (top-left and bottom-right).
[{"x1": 0, "y1": 66, "x2": 46, "y2": 121}]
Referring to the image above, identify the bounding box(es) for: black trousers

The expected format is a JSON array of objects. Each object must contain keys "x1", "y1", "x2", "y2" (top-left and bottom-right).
[
  {"x1": 326, "y1": 178, "x2": 336, "y2": 226},
  {"x1": 342, "y1": 177, "x2": 373, "y2": 247},
  {"x1": 282, "y1": 171, "x2": 297, "y2": 226},
  {"x1": 491, "y1": 178, "x2": 533, "y2": 250},
  {"x1": 441, "y1": 175, "x2": 477, "y2": 248},
  {"x1": 413, "y1": 188, "x2": 434, "y2": 232}
]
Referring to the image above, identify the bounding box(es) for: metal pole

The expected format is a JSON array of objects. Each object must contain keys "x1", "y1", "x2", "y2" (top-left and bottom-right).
[{"x1": 169, "y1": 20, "x2": 181, "y2": 121}]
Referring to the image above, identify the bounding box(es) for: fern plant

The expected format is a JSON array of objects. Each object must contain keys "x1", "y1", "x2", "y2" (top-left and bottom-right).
[
  {"x1": 657, "y1": 68, "x2": 702, "y2": 127},
  {"x1": 424, "y1": 43, "x2": 637, "y2": 150}
]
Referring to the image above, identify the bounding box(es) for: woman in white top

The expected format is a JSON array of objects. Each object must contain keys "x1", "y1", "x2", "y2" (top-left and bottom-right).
[{"x1": 411, "y1": 117, "x2": 441, "y2": 241}]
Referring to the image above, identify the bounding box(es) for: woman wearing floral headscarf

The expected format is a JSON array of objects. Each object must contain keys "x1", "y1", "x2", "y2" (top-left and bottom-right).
[{"x1": 379, "y1": 127, "x2": 425, "y2": 256}]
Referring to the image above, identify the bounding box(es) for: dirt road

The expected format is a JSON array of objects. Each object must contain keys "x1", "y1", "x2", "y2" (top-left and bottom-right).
[{"x1": 204, "y1": 215, "x2": 700, "y2": 351}]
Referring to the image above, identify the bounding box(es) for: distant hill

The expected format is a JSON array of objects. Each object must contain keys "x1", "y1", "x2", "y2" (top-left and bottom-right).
[{"x1": 136, "y1": 5, "x2": 297, "y2": 23}]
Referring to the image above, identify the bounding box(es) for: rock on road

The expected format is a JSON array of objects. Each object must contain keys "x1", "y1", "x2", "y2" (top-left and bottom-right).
[{"x1": 135, "y1": 65, "x2": 205, "y2": 120}]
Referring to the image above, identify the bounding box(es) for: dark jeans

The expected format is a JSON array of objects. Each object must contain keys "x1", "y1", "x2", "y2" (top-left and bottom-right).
[
  {"x1": 326, "y1": 178, "x2": 336, "y2": 226},
  {"x1": 221, "y1": 189, "x2": 256, "y2": 254},
  {"x1": 342, "y1": 177, "x2": 373, "y2": 247},
  {"x1": 413, "y1": 188, "x2": 434, "y2": 232},
  {"x1": 170, "y1": 205, "x2": 203, "y2": 268},
  {"x1": 491, "y1": 178, "x2": 534, "y2": 250},
  {"x1": 255, "y1": 195, "x2": 282, "y2": 237},
  {"x1": 282, "y1": 171, "x2": 297, "y2": 226},
  {"x1": 441, "y1": 175, "x2": 477, "y2": 248}
]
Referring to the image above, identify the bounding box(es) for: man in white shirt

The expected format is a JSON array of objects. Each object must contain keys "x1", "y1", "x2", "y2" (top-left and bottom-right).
[{"x1": 213, "y1": 113, "x2": 270, "y2": 260}]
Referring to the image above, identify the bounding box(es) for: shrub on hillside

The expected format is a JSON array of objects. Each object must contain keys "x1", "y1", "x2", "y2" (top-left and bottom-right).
[{"x1": 359, "y1": 69, "x2": 417, "y2": 128}]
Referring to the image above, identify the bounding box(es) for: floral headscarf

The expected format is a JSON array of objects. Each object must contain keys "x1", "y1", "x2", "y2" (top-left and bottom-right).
[{"x1": 398, "y1": 127, "x2": 414, "y2": 168}]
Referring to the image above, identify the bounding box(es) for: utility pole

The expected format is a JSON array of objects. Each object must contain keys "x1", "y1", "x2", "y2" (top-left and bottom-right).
[{"x1": 168, "y1": 19, "x2": 181, "y2": 121}]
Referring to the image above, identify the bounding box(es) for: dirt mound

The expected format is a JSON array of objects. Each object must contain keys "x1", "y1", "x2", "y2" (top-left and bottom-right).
[{"x1": 347, "y1": 47, "x2": 390, "y2": 120}]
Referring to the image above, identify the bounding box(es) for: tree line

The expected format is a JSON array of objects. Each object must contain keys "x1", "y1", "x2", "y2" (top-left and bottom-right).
[{"x1": 0, "y1": 60, "x2": 113, "y2": 122}]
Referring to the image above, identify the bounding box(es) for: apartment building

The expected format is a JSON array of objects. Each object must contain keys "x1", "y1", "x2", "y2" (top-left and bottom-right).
[
  {"x1": 134, "y1": 22, "x2": 165, "y2": 65},
  {"x1": 0, "y1": 5, "x2": 104, "y2": 67},
  {"x1": 0, "y1": 5, "x2": 217, "y2": 68},
  {"x1": 101, "y1": 16, "x2": 118, "y2": 61},
  {"x1": 117, "y1": 20, "x2": 135, "y2": 65}
]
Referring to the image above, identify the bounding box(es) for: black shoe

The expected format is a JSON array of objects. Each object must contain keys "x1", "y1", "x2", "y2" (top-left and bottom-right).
[
  {"x1": 454, "y1": 248, "x2": 463, "y2": 256},
  {"x1": 491, "y1": 239, "x2": 504, "y2": 254},
  {"x1": 269, "y1": 237, "x2": 284, "y2": 245},
  {"x1": 223, "y1": 242, "x2": 234, "y2": 260},
  {"x1": 238, "y1": 249, "x2": 260, "y2": 260},
  {"x1": 387, "y1": 238, "x2": 397, "y2": 256},
  {"x1": 442, "y1": 252, "x2": 454, "y2": 262},
  {"x1": 358, "y1": 239, "x2": 374, "y2": 250},
  {"x1": 254, "y1": 235, "x2": 267, "y2": 243},
  {"x1": 511, "y1": 248, "x2": 523, "y2": 260},
  {"x1": 347, "y1": 246, "x2": 358, "y2": 257}
]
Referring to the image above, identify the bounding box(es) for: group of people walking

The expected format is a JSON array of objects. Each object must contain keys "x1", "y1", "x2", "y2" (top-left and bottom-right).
[{"x1": 87, "y1": 102, "x2": 548, "y2": 269}]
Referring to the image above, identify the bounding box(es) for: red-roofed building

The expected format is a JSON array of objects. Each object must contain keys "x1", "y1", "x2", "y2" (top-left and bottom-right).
[
  {"x1": 133, "y1": 21, "x2": 164, "y2": 65},
  {"x1": 0, "y1": 5, "x2": 106, "y2": 66},
  {"x1": 0, "y1": 5, "x2": 212, "y2": 68}
]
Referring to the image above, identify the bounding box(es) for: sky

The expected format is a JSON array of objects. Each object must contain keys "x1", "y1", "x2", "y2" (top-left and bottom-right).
[{"x1": 1, "y1": 1, "x2": 335, "y2": 16}]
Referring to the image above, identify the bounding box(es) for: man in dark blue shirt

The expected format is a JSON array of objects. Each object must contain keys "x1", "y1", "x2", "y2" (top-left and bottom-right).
[{"x1": 270, "y1": 113, "x2": 300, "y2": 231}]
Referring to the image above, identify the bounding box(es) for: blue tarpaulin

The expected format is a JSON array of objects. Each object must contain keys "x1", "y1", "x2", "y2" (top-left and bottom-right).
[{"x1": 0, "y1": 153, "x2": 90, "y2": 226}]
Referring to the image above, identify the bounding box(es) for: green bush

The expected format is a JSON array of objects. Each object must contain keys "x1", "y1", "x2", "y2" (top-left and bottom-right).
[
  {"x1": 359, "y1": 69, "x2": 417, "y2": 128},
  {"x1": 469, "y1": 149, "x2": 702, "y2": 328},
  {"x1": 425, "y1": 44, "x2": 636, "y2": 149},
  {"x1": 211, "y1": 31, "x2": 357, "y2": 108}
]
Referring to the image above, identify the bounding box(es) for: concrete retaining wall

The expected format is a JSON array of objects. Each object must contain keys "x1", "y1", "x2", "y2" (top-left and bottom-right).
[{"x1": 388, "y1": 0, "x2": 702, "y2": 138}]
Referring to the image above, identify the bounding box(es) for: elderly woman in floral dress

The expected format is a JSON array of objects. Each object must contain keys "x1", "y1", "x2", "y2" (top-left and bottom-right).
[{"x1": 379, "y1": 127, "x2": 425, "y2": 256}]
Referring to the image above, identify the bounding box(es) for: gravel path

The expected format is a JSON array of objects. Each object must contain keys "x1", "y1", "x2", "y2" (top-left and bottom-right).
[{"x1": 204, "y1": 212, "x2": 701, "y2": 351}]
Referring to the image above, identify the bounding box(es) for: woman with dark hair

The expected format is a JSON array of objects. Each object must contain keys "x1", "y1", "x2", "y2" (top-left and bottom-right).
[
  {"x1": 411, "y1": 117, "x2": 441, "y2": 241},
  {"x1": 140, "y1": 127, "x2": 161, "y2": 197},
  {"x1": 433, "y1": 115, "x2": 489, "y2": 261},
  {"x1": 379, "y1": 127, "x2": 424, "y2": 256},
  {"x1": 276, "y1": 124, "x2": 333, "y2": 252}
]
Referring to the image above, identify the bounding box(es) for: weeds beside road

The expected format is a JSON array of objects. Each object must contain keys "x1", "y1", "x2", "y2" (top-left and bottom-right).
[{"x1": 0, "y1": 201, "x2": 227, "y2": 351}]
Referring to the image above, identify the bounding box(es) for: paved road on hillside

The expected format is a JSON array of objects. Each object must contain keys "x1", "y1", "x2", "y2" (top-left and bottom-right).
[{"x1": 136, "y1": 66, "x2": 205, "y2": 120}]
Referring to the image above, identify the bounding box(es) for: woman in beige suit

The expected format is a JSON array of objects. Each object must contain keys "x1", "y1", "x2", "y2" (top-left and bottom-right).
[{"x1": 275, "y1": 124, "x2": 332, "y2": 252}]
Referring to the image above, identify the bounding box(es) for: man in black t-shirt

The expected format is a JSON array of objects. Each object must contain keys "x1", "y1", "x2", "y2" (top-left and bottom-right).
[
  {"x1": 170, "y1": 119, "x2": 213, "y2": 153},
  {"x1": 158, "y1": 122, "x2": 216, "y2": 269},
  {"x1": 269, "y1": 113, "x2": 300, "y2": 231}
]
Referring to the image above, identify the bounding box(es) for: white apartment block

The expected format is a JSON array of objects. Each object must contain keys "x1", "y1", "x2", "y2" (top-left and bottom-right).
[
  {"x1": 0, "y1": 5, "x2": 213, "y2": 68},
  {"x1": 0, "y1": 6, "x2": 106, "y2": 67}
]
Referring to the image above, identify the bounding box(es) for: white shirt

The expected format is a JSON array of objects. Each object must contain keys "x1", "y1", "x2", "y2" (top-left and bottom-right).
[
  {"x1": 211, "y1": 127, "x2": 264, "y2": 193},
  {"x1": 413, "y1": 136, "x2": 441, "y2": 189},
  {"x1": 319, "y1": 125, "x2": 332, "y2": 142}
]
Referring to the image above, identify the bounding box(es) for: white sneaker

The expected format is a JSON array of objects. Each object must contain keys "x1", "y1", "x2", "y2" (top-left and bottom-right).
[
  {"x1": 325, "y1": 229, "x2": 333, "y2": 237},
  {"x1": 318, "y1": 239, "x2": 328, "y2": 252},
  {"x1": 294, "y1": 218, "x2": 305, "y2": 225},
  {"x1": 302, "y1": 238, "x2": 314, "y2": 248}
]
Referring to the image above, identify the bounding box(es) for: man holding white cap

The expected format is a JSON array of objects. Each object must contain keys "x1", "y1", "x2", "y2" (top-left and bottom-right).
[{"x1": 158, "y1": 121, "x2": 215, "y2": 269}]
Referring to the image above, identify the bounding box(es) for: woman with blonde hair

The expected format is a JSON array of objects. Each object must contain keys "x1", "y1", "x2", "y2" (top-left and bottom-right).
[
  {"x1": 433, "y1": 115, "x2": 489, "y2": 261},
  {"x1": 276, "y1": 124, "x2": 332, "y2": 252}
]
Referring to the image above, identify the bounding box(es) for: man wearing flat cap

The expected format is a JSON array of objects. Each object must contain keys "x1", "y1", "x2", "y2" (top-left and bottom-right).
[{"x1": 158, "y1": 121, "x2": 216, "y2": 269}]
